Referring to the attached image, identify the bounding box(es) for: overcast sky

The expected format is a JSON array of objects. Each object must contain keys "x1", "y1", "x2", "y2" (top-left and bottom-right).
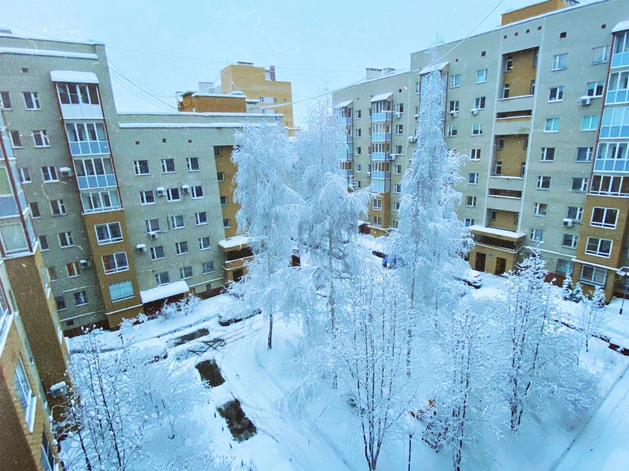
[{"x1": 3, "y1": 0, "x2": 549, "y2": 125}]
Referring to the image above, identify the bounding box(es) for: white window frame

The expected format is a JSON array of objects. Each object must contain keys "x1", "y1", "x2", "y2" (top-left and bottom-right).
[
  {"x1": 567, "y1": 206, "x2": 584, "y2": 221},
  {"x1": 530, "y1": 229, "x2": 544, "y2": 242},
  {"x1": 581, "y1": 115, "x2": 599, "y2": 131},
  {"x1": 66, "y1": 261, "x2": 81, "y2": 278},
  {"x1": 545, "y1": 118, "x2": 559, "y2": 132},
  {"x1": 541, "y1": 147, "x2": 555, "y2": 161},
  {"x1": 50, "y1": 199, "x2": 66, "y2": 215},
  {"x1": 95, "y1": 222, "x2": 123, "y2": 245},
  {"x1": 592, "y1": 45, "x2": 609, "y2": 64},
  {"x1": 134, "y1": 160, "x2": 150, "y2": 175},
  {"x1": 18, "y1": 168, "x2": 31, "y2": 183},
  {"x1": 468, "y1": 173, "x2": 479, "y2": 185},
  {"x1": 155, "y1": 271, "x2": 170, "y2": 285},
  {"x1": 150, "y1": 246, "x2": 165, "y2": 260},
  {"x1": 191, "y1": 185, "x2": 204, "y2": 199},
  {"x1": 470, "y1": 149, "x2": 481, "y2": 161},
  {"x1": 450, "y1": 74, "x2": 461, "y2": 88},
  {"x1": 74, "y1": 290, "x2": 88, "y2": 306},
  {"x1": 140, "y1": 190, "x2": 155, "y2": 205},
  {"x1": 195, "y1": 211, "x2": 208, "y2": 225},
  {"x1": 161, "y1": 158, "x2": 175, "y2": 173},
  {"x1": 571, "y1": 177, "x2": 588, "y2": 192},
  {"x1": 199, "y1": 236, "x2": 211, "y2": 250},
  {"x1": 180, "y1": 266, "x2": 193, "y2": 280},
  {"x1": 145, "y1": 218, "x2": 160, "y2": 233},
  {"x1": 533, "y1": 203, "x2": 547, "y2": 217},
  {"x1": 58, "y1": 231, "x2": 74, "y2": 248},
  {"x1": 476, "y1": 69, "x2": 487, "y2": 84},
  {"x1": 13, "y1": 358, "x2": 35, "y2": 431},
  {"x1": 466, "y1": 196, "x2": 477, "y2": 207},
  {"x1": 32, "y1": 130, "x2": 49, "y2": 147},
  {"x1": 446, "y1": 125, "x2": 457, "y2": 137},
  {"x1": 474, "y1": 96, "x2": 486, "y2": 110},
  {"x1": 585, "y1": 237, "x2": 612, "y2": 258},
  {"x1": 562, "y1": 234, "x2": 579, "y2": 249},
  {"x1": 471, "y1": 124, "x2": 483, "y2": 136},
  {"x1": 108, "y1": 280, "x2": 134, "y2": 302},
  {"x1": 175, "y1": 241, "x2": 189, "y2": 255},
  {"x1": 536, "y1": 176, "x2": 551, "y2": 190},
  {"x1": 22, "y1": 92, "x2": 41, "y2": 110},
  {"x1": 102, "y1": 252, "x2": 129, "y2": 274},
  {"x1": 586, "y1": 81, "x2": 604, "y2": 98},
  {"x1": 548, "y1": 86, "x2": 564, "y2": 102},
  {"x1": 373, "y1": 199, "x2": 382, "y2": 210},
  {"x1": 580, "y1": 264, "x2": 607, "y2": 286},
  {"x1": 577, "y1": 147, "x2": 594, "y2": 162},
  {"x1": 590, "y1": 207, "x2": 618, "y2": 229},
  {"x1": 552, "y1": 53, "x2": 568, "y2": 71},
  {"x1": 202, "y1": 260, "x2": 215, "y2": 274},
  {"x1": 170, "y1": 215, "x2": 185, "y2": 229},
  {"x1": 167, "y1": 187, "x2": 181, "y2": 202},
  {"x1": 186, "y1": 157, "x2": 200, "y2": 171}
]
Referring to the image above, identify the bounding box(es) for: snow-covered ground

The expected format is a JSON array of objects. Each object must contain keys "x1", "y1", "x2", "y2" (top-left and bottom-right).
[{"x1": 63, "y1": 270, "x2": 629, "y2": 471}]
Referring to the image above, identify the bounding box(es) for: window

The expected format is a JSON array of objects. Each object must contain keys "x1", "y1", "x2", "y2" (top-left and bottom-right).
[
  {"x1": 556, "y1": 259, "x2": 574, "y2": 276},
  {"x1": 48, "y1": 267, "x2": 58, "y2": 281},
  {"x1": 395, "y1": 183, "x2": 401, "y2": 193},
  {"x1": 468, "y1": 173, "x2": 479, "y2": 185},
  {"x1": 541, "y1": 148, "x2": 555, "y2": 161},
  {"x1": 109, "y1": 281, "x2": 134, "y2": 302},
  {"x1": 223, "y1": 218, "x2": 231, "y2": 228},
  {"x1": 41, "y1": 166, "x2": 58, "y2": 182},
  {"x1": 355, "y1": 128, "x2": 362, "y2": 138},
  {"x1": 600, "y1": 107, "x2": 629, "y2": 138},
  {"x1": 199, "y1": 236, "x2": 212, "y2": 250},
  {"x1": 175, "y1": 241, "x2": 189, "y2": 255},
  {"x1": 213, "y1": 146, "x2": 222, "y2": 157},
  {"x1": 103, "y1": 252, "x2": 129, "y2": 274},
  {"x1": 150, "y1": 246, "x2": 165, "y2": 260},
  {"x1": 355, "y1": 109, "x2": 362, "y2": 119},
  {"x1": 446, "y1": 125, "x2": 457, "y2": 137},
  {"x1": 180, "y1": 266, "x2": 193, "y2": 279},
  {"x1": 191, "y1": 185, "x2": 204, "y2": 198},
  {"x1": 0, "y1": 91, "x2": 12, "y2": 109},
  {"x1": 607, "y1": 71, "x2": 629, "y2": 104},
  {"x1": 55, "y1": 295, "x2": 66, "y2": 311},
  {"x1": 545, "y1": 118, "x2": 559, "y2": 132},
  {"x1": 548, "y1": 86, "x2": 564, "y2": 101},
  {"x1": 161, "y1": 158, "x2": 175, "y2": 173},
  {"x1": 57, "y1": 83, "x2": 99, "y2": 105},
  {"x1": 356, "y1": 147, "x2": 362, "y2": 155},
  {"x1": 537, "y1": 176, "x2": 551, "y2": 189},
  {"x1": 13, "y1": 358, "x2": 34, "y2": 426},
  {"x1": 64, "y1": 122, "x2": 109, "y2": 156},
  {"x1": 580, "y1": 264, "x2": 607, "y2": 286},
  {"x1": 567, "y1": 206, "x2": 584, "y2": 221},
  {"x1": 134, "y1": 160, "x2": 150, "y2": 175},
  {"x1": 81, "y1": 190, "x2": 121, "y2": 213},
  {"x1": 30, "y1": 202, "x2": 40, "y2": 218},
  {"x1": 581, "y1": 115, "x2": 599, "y2": 131},
  {"x1": 504, "y1": 55, "x2": 513, "y2": 72},
  {"x1": 464, "y1": 218, "x2": 475, "y2": 227},
  {"x1": 466, "y1": 196, "x2": 477, "y2": 207},
  {"x1": 186, "y1": 157, "x2": 200, "y2": 171},
  {"x1": 476, "y1": 69, "x2": 487, "y2": 83},
  {"x1": 586, "y1": 237, "x2": 612, "y2": 257},
  {"x1": 50, "y1": 199, "x2": 66, "y2": 216},
  {"x1": 395, "y1": 124, "x2": 403, "y2": 135},
  {"x1": 577, "y1": 147, "x2": 594, "y2": 162},
  {"x1": 496, "y1": 138, "x2": 505, "y2": 150},
  {"x1": 373, "y1": 199, "x2": 382, "y2": 210},
  {"x1": 494, "y1": 161, "x2": 503, "y2": 175},
  {"x1": 95, "y1": 222, "x2": 122, "y2": 244},
  {"x1": 474, "y1": 97, "x2": 486, "y2": 110},
  {"x1": 562, "y1": 234, "x2": 579, "y2": 249},
  {"x1": 145, "y1": 218, "x2": 160, "y2": 233},
  {"x1": 22, "y1": 92, "x2": 41, "y2": 110},
  {"x1": 219, "y1": 195, "x2": 228, "y2": 206},
  {"x1": 39, "y1": 235, "x2": 49, "y2": 251},
  {"x1": 18, "y1": 168, "x2": 31, "y2": 183},
  {"x1": 489, "y1": 209, "x2": 497, "y2": 221},
  {"x1": 32, "y1": 130, "x2": 49, "y2": 147},
  {"x1": 58, "y1": 232, "x2": 74, "y2": 247},
  {"x1": 470, "y1": 149, "x2": 481, "y2": 161},
  {"x1": 202, "y1": 260, "x2": 215, "y2": 274},
  {"x1": 530, "y1": 80, "x2": 536, "y2": 95},
  {"x1": 472, "y1": 124, "x2": 483, "y2": 136},
  {"x1": 530, "y1": 229, "x2": 543, "y2": 242},
  {"x1": 592, "y1": 46, "x2": 609, "y2": 64},
  {"x1": 552, "y1": 53, "x2": 568, "y2": 70},
  {"x1": 9, "y1": 130, "x2": 22, "y2": 148},
  {"x1": 170, "y1": 215, "x2": 185, "y2": 229},
  {"x1": 572, "y1": 177, "x2": 588, "y2": 192},
  {"x1": 591, "y1": 207, "x2": 618, "y2": 229},
  {"x1": 195, "y1": 212, "x2": 208, "y2": 225},
  {"x1": 449, "y1": 100, "x2": 459, "y2": 112},
  {"x1": 395, "y1": 145, "x2": 403, "y2": 154},
  {"x1": 393, "y1": 202, "x2": 400, "y2": 211},
  {"x1": 502, "y1": 84, "x2": 510, "y2": 99},
  {"x1": 450, "y1": 74, "x2": 461, "y2": 88},
  {"x1": 140, "y1": 190, "x2": 155, "y2": 205},
  {"x1": 155, "y1": 271, "x2": 170, "y2": 285},
  {"x1": 372, "y1": 215, "x2": 382, "y2": 227},
  {"x1": 586, "y1": 81, "x2": 604, "y2": 97},
  {"x1": 74, "y1": 290, "x2": 88, "y2": 306},
  {"x1": 533, "y1": 203, "x2": 547, "y2": 216},
  {"x1": 356, "y1": 164, "x2": 362, "y2": 172},
  {"x1": 167, "y1": 187, "x2": 181, "y2": 201},
  {"x1": 217, "y1": 172, "x2": 225, "y2": 182}
]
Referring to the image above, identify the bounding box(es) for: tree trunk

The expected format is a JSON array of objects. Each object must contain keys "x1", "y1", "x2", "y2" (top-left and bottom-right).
[{"x1": 268, "y1": 312, "x2": 273, "y2": 349}]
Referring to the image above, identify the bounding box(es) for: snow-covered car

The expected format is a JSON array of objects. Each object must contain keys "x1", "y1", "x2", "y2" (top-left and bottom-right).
[
  {"x1": 218, "y1": 307, "x2": 261, "y2": 326},
  {"x1": 455, "y1": 269, "x2": 482, "y2": 289}
]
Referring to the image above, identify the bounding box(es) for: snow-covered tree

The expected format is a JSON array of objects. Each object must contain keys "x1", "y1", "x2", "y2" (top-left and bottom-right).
[
  {"x1": 576, "y1": 287, "x2": 606, "y2": 355},
  {"x1": 232, "y1": 121, "x2": 301, "y2": 349}
]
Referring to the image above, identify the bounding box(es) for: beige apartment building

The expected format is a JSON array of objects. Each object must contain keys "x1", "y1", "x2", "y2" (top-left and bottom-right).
[
  {"x1": 0, "y1": 34, "x2": 281, "y2": 331},
  {"x1": 334, "y1": 0, "x2": 629, "y2": 301}
]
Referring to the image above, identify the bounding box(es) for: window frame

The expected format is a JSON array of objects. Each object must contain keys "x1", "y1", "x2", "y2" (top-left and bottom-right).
[
  {"x1": 22, "y1": 92, "x2": 41, "y2": 110},
  {"x1": 32, "y1": 130, "x2": 50, "y2": 147},
  {"x1": 134, "y1": 160, "x2": 150, "y2": 175},
  {"x1": 186, "y1": 157, "x2": 200, "y2": 171},
  {"x1": 590, "y1": 207, "x2": 619, "y2": 229},
  {"x1": 95, "y1": 222, "x2": 123, "y2": 245},
  {"x1": 552, "y1": 53, "x2": 568, "y2": 71},
  {"x1": 161, "y1": 158, "x2": 176, "y2": 173},
  {"x1": 476, "y1": 69, "x2": 488, "y2": 84},
  {"x1": 585, "y1": 236, "x2": 612, "y2": 258},
  {"x1": 102, "y1": 252, "x2": 129, "y2": 274},
  {"x1": 562, "y1": 234, "x2": 579, "y2": 249},
  {"x1": 541, "y1": 147, "x2": 555, "y2": 161}
]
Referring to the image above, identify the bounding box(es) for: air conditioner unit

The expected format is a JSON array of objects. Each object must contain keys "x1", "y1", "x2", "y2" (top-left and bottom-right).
[
  {"x1": 395, "y1": 112, "x2": 402, "y2": 119},
  {"x1": 471, "y1": 108, "x2": 479, "y2": 116},
  {"x1": 408, "y1": 136, "x2": 417, "y2": 143},
  {"x1": 580, "y1": 96, "x2": 592, "y2": 106},
  {"x1": 450, "y1": 111, "x2": 458, "y2": 118},
  {"x1": 49, "y1": 381, "x2": 68, "y2": 398},
  {"x1": 148, "y1": 231, "x2": 158, "y2": 240},
  {"x1": 563, "y1": 218, "x2": 574, "y2": 227},
  {"x1": 156, "y1": 187, "x2": 166, "y2": 197},
  {"x1": 79, "y1": 259, "x2": 91, "y2": 268},
  {"x1": 59, "y1": 167, "x2": 73, "y2": 178},
  {"x1": 181, "y1": 184, "x2": 190, "y2": 193},
  {"x1": 136, "y1": 243, "x2": 147, "y2": 253}
]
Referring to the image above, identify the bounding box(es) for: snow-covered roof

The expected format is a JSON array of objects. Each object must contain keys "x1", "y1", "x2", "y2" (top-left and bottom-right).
[
  {"x1": 0, "y1": 47, "x2": 98, "y2": 60},
  {"x1": 468, "y1": 225, "x2": 525, "y2": 241},
  {"x1": 612, "y1": 19, "x2": 629, "y2": 33},
  {"x1": 419, "y1": 61, "x2": 449, "y2": 75},
  {"x1": 218, "y1": 236, "x2": 255, "y2": 249},
  {"x1": 370, "y1": 92, "x2": 393, "y2": 103},
  {"x1": 140, "y1": 281, "x2": 189, "y2": 304},
  {"x1": 190, "y1": 92, "x2": 245, "y2": 98},
  {"x1": 334, "y1": 100, "x2": 353, "y2": 108},
  {"x1": 50, "y1": 70, "x2": 99, "y2": 84}
]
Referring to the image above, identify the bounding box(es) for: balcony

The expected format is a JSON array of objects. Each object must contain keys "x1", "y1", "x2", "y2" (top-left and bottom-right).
[
  {"x1": 495, "y1": 95, "x2": 534, "y2": 115},
  {"x1": 77, "y1": 174, "x2": 117, "y2": 190},
  {"x1": 372, "y1": 111, "x2": 392, "y2": 123},
  {"x1": 494, "y1": 116, "x2": 531, "y2": 136},
  {"x1": 60, "y1": 103, "x2": 103, "y2": 120},
  {"x1": 69, "y1": 140, "x2": 110, "y2": 156},
  {"x1": 372, "y1": 133, "x2": 391, "y2": 142},
  {"x1": 371, "y1": 171, "x2": 390, "y2": 180},
  {"x1": 488, "y1": 176, "x2": 525, "y2": 193},
  {"x1": 371, "y1": 152, "x2": 392, "y2": 161},
  {"x1": 594, "y1": 158, "x2": 629, "y2": 173},
  {"x1": 486, "y1": 194, "x2": 522, "y2": 213},
  {"x1": 347, "y1": 135, "x2": 353, "y2": 144}
]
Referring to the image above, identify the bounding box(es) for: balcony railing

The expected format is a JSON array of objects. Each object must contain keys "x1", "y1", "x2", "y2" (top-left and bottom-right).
[
  {"x1": 371, "y1": 152, "x2": 392, "y2": 161},
  {"x1": 594, "y1": 158, "x2": 629, "y2": 173},
  {"x1": 372, "y1": 111, "x2": 392, "y2": 123},
  {"x1": 371, "y1": 171, "x2": 390, "y2": 180},
  {"x1": 77, "y1": 174, "x2": 117, "y2": 190},
  {"x1": 69, "y1": 140, "x2": 110, "y2": 156},
  {"x1": 371, "y1": 133, "x2": 391, "y2": 142}
]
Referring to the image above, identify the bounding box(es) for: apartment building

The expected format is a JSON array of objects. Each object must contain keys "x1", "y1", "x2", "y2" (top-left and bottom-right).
[
  {"x1": 0, "y1": 33, "x2": 280, "y2": 331},
  {"x1": 333, "y1": 0, "x2": 629, "y2": 301},
  {"x1": 1, "y1": 112, "x2": 66, "y2": 471}
]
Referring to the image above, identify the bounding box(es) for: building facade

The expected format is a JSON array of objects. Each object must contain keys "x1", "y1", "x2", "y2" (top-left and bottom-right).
[
  {"x1": 333, "y1": 0, "x2": 629, "y2": 301},
  {"x1": 0, "y1": 34, "x2": 279, "y2": 331}
]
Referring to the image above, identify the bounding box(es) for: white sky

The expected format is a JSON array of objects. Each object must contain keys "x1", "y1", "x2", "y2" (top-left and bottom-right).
[{"x1": 3, "y1": 0, "x2": 553, "y2": 126}]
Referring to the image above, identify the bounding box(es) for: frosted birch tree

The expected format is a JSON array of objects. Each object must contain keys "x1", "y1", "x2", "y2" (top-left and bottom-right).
[
  {"x1": 575, "y1": 287, "x2": 606, "y2": 356},
  {"x1": 232, "y1": 120, "x2": 301, "y2": 349}
]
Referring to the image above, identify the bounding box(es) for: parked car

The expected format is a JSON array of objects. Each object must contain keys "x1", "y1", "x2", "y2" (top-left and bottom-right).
[
  {"x1": 218, "y1": 307, "x2": 261, "y2": 326},
  {"x1": 456, "y1": 269, "x2": 482, "y2": 289}
]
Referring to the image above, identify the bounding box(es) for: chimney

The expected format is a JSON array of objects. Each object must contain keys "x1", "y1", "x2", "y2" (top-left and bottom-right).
[
  {"x1": 365, "y1": 67, "x2": 383, "y2": 80},
  {"x1": 269, "y1": 65, "x2": 276, "y2": 81}
]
